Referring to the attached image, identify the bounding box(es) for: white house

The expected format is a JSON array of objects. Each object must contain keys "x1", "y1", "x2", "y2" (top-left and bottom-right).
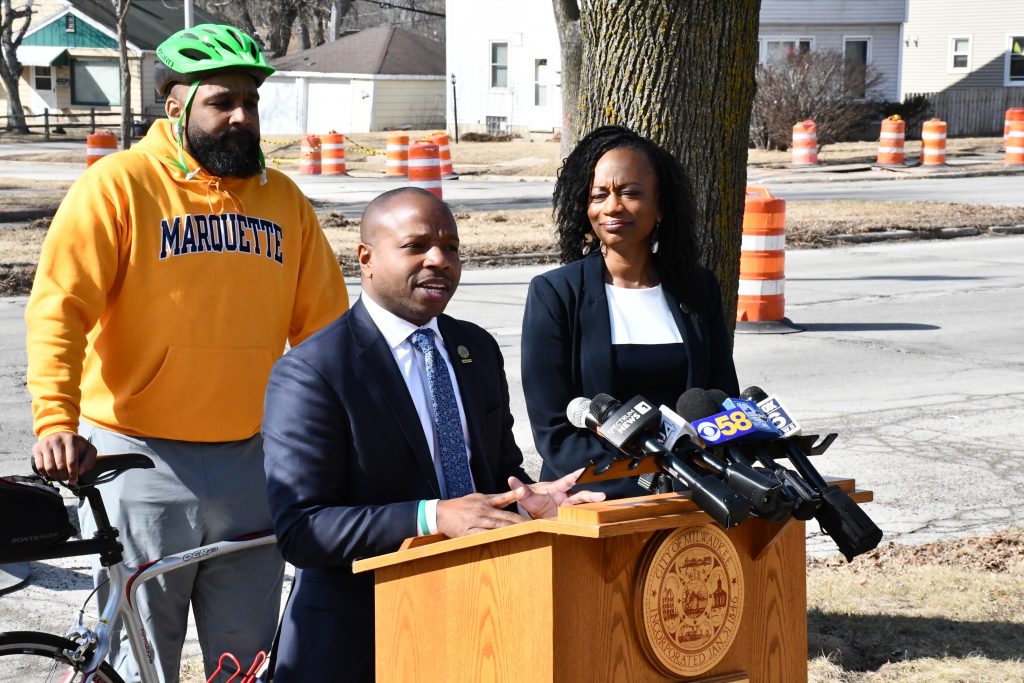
[
  {"x1": 263, "y1": 25, "x2": 445, "y2": 135},
  {"x1": 445, "y1": 1, "x2": 905, "y2": 137},
  {"x1": 445, "y1": 0, "x2": 562, "y2": 136},
  {"x1": 759, "y1": 0, "x2": 905, "y2": 102},
  {"x1": 900, "y1": 0, "x2": 1024, "y2": 135}
]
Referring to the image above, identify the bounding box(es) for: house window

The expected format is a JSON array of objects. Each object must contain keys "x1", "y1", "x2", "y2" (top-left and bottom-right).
[
  {"x1": 761, "y1": 37, "x2": 813, "y2": 66},
  {"x1": 485, "y1": 116, "x2": 507, "y2": 135},
  {"x1": 71, "y1": 58, "x2": 120, "y2": 105},
  {"x1": 949, "y1": 36, "x2": 971, "y2": 71},
  {"x1": 34, "y1": 66, "x2": 53, "y2": 91},
  {"x1": 1009, "y1": 35, "x2": 1024, "y2": 85},
  {"x1": 65, "y1": 15, "x2": 76, "y2": 33},
  {"x1": 844, "y1": 38, "x2": 870, "y2": 99},
  {"x1": 490, "y1": 42, "x2": 508, "y2": 88},
  {"x1": 534, "y1": 59, "x2": 548, "y2": 106}
]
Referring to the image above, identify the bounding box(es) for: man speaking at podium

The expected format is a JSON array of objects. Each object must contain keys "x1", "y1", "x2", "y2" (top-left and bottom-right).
[{"x1": 262, "y1": 188, "x2": 602, "y2": 681}]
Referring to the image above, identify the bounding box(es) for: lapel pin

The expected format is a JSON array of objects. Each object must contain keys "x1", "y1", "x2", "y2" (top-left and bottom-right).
[{"x1": 457, "y1": 345, "x2": 472, "y2": 364}]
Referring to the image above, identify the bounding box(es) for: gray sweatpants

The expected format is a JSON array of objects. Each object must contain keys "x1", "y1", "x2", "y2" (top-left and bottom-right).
[{"x1": 78, "y1": 422, "x2": 284, "y2": 683}]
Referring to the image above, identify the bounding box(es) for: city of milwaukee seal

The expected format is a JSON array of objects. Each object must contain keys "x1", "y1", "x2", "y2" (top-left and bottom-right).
[{"x1": 635, "y1": 524, "x2": 744, "y2": 677}]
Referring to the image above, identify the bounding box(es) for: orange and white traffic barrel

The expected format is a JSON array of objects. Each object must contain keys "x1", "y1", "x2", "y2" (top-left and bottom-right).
[
  {"x1": 86, "y1": 130, "x2": 117, "y2": 166},
  {"x1": 299, "y1": 134, "x2": 321, "y2": 175},
  {"x1": 737, "y1": 187, "x2": 787, "y2": 324},
  {"x1": 385, "y1": 133, "x2": 409, "y2": 176},
  {"x1": 430, "y1": 132, "x2": 457, "y2": 179},
  {"x1": 791, "y1": 120, "x2": 818, "y2": 166},
  {"x1": 321, "y1": 131, "x2": 346, "y2": 175},
  {"x1": 1005, "y1": 120, "x2": 1024, "y2": 167},
  {"x1": 1003, "y1": 108, "x2": 1024, "y2": 151},
  {"x1": 408, "y1": 142, "x2": 442, "y2": 198},
  {"x1": 877, "y1": 115, "x2": 905, "y2": 166},
  {"x1": 921, "y1": 118, "x2": 947, "y2": 166}
]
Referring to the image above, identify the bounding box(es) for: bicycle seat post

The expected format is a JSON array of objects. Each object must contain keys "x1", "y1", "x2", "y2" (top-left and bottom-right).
[{"x1": 81, "y1": 486, "x2": 124, "y2": 567}]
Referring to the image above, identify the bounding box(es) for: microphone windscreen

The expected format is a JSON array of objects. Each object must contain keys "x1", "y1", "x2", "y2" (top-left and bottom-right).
[
  {"x1": 590, "y1": 393, "x2": 620, "y2": 423},
  {"x1": 675, "y1": 388, "x2": 719, "y2": 422},
  {"x1": 566, "y1": 397, "x2": 592, "y2": 429},
  {"x1": 706, "y1": 389, "x2": 729, "y2": 406},
  {"x1": 741, "y1": 385, "x2": 769, "y2": 402}
]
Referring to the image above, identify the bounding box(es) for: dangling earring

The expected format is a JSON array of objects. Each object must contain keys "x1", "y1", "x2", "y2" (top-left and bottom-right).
[
  {"x1": 582, "y1": 233, "x2": 596, "y2": 256},
  {"x1": 651, "y1": 220, "x2": 661, "y2": 254}
]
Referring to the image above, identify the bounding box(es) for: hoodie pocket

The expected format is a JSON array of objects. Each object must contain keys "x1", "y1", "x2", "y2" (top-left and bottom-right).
[{"x1": 126, "y1": 346, "x2": 275, "y2": 441}]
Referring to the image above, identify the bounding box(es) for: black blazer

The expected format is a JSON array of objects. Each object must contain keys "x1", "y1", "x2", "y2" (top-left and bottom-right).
[
  {"x1": 521, "y1": 252, "x2": 739, "y2": 499},
  {"x1": 262, "y1": 299, "x2": 529, "y2": 682}
]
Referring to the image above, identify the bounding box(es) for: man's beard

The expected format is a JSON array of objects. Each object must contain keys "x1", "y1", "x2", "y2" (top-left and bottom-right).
[{"x1": 186, "y1": 123, "x2": 262, "y2": 178}]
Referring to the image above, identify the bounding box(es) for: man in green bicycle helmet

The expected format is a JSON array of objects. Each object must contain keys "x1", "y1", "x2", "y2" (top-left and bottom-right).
[
  {"x1": 27, "y1": 22, "x2": 348, "y2": 683},
  {"x1": 157, "y1": 23, "x2": 276, "y2": 180}
]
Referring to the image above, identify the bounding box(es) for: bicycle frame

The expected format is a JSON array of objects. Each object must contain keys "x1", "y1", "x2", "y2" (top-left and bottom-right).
[{"x1": 71, "y1": 531, "x2": 277, "y2": 682}]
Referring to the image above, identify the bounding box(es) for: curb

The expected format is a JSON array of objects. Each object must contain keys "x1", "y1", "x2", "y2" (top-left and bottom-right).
[
  {"x1": 825, "y1": 224, "x2": 1024, "y2": 244},
  {"x1": 0, "y1": 208, "x2": 58, "y2": 223},
  {"x1": 748, "y1": 164, "x2": 1023, "y2": 184}
]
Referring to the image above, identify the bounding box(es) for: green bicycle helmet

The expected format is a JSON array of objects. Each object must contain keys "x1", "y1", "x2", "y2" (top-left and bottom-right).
[{"x1": 156, "y1": 24, "x2": 274, "y2": 96}]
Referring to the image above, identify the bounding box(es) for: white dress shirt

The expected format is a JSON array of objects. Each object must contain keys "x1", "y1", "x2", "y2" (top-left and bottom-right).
[{"x1": 360, "y1": 294, "x2": 475, "y2": 532}]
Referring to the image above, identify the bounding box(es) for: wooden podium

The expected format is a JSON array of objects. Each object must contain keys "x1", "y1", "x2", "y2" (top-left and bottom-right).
[{"x1": 353, "y1": 477, "x2": 872, "y2": 682}]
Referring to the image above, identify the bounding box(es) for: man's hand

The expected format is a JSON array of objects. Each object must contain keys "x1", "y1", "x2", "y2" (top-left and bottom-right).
[
  {"x1": 436, "y1": 491, "x2": 529, "y2": 538},
  {"x1": 509, "y1": 468, "x2": 607, "y2": 520},
  {"x1": 33, "y1": 432, "x2": 97, "y2": 485}
]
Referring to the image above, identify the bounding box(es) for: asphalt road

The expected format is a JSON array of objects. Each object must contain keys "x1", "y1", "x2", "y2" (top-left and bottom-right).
[
  {"x1": 750, "y1": 173, "x2": 1024, "y2": 206},
  {"x1": 1, "y1": 159, "x2": 1022, "y2": 214}
]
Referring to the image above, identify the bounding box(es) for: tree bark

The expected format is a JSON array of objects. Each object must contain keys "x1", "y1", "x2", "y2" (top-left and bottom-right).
[
  {"x1": 115, "y1": 0, "x2": 132, "y2": 150},
  {"x1": 0, "y1": 0, "x2": 33, "y2": 134},
  {"x1": 551, "y1": 0, "x2": 581, "y2": 160},
  {"x1": 576, "y1": 0, "x2": 760, "y2": 330}
]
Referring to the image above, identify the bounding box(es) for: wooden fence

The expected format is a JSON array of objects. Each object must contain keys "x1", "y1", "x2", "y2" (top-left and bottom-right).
[
  {"x1": 0, "y1": 109, "x2": 147, "y2": 141},
  {"x1": 906, "y1": 88, "x2": 1024, "y2": 137}
]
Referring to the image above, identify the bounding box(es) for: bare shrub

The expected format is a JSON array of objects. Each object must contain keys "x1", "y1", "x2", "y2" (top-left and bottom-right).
[{"x1": 750, "y1": 49, "x2": 884, "y2": 151}]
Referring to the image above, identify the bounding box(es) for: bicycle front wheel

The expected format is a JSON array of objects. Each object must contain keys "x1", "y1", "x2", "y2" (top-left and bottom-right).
[{"x1": 0, "y1": 631, "x2": 124, "y2": 683}]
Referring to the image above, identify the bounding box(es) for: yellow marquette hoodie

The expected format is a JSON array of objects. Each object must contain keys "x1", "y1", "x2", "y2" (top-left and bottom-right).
[{"x1": 26, "y1": 119, "x2": 348, "y2": 442}]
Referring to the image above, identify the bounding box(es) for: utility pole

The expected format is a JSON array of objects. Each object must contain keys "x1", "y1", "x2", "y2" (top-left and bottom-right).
[{"x1": 450, "y1": 73, "x2": 459, "y2": 143}]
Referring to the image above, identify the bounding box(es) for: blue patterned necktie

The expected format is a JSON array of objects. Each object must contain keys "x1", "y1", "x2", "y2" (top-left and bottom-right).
[{"x1": 409, "y1": 329, "x2": 474, "y2": 499}]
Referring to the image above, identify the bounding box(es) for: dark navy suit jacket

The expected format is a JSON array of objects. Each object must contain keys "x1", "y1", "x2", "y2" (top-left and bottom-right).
[
  {"x1": 262, "y1": 299, "x2": 529, "y2": 682},
  {"x1": 521, "y1": 252, "x2": 740, "y2": 499}
]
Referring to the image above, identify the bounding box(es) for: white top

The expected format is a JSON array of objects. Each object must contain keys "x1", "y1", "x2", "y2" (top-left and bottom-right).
[
  {"x1": 360, "y1": 293, "x2": 475, "y2": 506},
  {"x1": 604, "y1": 283, "x2": 683, "y2": 345}
]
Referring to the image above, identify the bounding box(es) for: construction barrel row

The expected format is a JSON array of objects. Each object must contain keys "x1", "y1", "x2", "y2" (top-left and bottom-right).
[{"x1": 790, "y1": 107, "x2": 1024, "y2": 169}]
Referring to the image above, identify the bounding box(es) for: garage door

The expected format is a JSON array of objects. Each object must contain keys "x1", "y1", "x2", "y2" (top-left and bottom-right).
[
  {"x1": 306, "y1": 79, "x2": 352, "y2": 135},
  {"x1": 260, "y1": 78, "x2": 300, "y2": 135}
]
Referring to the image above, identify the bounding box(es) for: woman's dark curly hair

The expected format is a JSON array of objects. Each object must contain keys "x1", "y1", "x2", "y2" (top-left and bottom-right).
[{"x1": 553, "y1": 125, "x2": 703, "y2": 309}]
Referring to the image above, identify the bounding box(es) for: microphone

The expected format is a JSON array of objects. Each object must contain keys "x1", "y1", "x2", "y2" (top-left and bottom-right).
[
  {"x1": 567, "y1": 394, "x2": 752, "y2": 528},
  {"x1": 732, "y1": 386, "x2": 884, "y2": 561},
  {"x1": 740, "y1": 385, "x2": 802, "y2": 437},
  {"x1": 678, "y1": 388, "x2": 781, "y2": 447},
  {"x1": 674, "y1": 389, "x2": 794, "y2": 522}
]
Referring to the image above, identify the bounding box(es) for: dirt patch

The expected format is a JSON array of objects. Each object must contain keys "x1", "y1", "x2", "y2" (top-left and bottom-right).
[
  {"x1": 807, "y1": 527, "x2": 1024, "y2": 681},
  {"x1": 785, "y1": 201, "x2": 1024, "y2": 247}
]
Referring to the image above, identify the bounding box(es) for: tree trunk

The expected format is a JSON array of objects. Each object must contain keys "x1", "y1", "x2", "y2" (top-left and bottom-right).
[
  {"x1": 115, "y1": 0, "x2": 132, "y2": 149},
  {"x1": 0, "y1": 0, "x2": 34, "y2": 134},
  {"x1": 576, "y1": 0, "x2": 760, "y2": 331},
  {"x1": 267, "y1": 4, "x2": 299, "y2": 57},
  {"x1": 552, "y1": 0, "x2": 581, "y2": 160}
]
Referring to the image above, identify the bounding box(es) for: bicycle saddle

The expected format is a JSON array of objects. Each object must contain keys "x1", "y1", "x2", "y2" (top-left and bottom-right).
[
  {"x1": 78, "y1": 453, "x2": 155, "y2": 486},
  {"x1": 34, "y1": 453, "x2": 155, "y2": 488}
]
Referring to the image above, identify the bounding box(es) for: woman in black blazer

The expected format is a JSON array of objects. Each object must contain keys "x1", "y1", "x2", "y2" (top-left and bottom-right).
[{"x1": 521, "y1": 126, "x2": 740, "y2": 499}]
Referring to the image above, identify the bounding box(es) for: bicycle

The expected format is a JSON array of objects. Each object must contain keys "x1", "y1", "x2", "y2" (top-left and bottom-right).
[{"x1": 0, "y1": 453, "x2": 278, "y2": 682}]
